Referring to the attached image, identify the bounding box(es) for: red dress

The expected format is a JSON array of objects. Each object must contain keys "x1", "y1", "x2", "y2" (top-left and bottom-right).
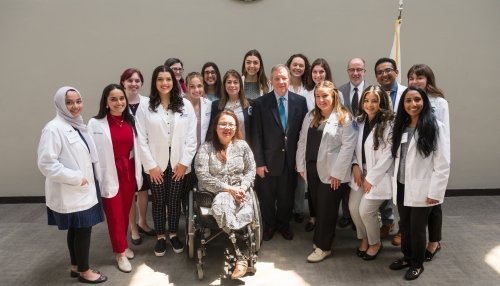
[{"x1": 102, "y1": 114, "x2": 136, "y2": 253}]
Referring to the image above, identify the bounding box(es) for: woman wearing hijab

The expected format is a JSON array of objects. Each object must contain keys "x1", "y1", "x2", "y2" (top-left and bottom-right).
[{"x1": 37, "y1": 86, "x2": 107, "y2": 283}]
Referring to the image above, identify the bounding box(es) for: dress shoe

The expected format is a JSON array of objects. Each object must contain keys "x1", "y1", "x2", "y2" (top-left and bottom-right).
[
  {"x1": 356, "y1": 248, "x2": 367, "y2": 258},
  {"x1": 425, "y1": 242, "x2": 441, "y2": 261},
  {"x1": 305, "y1": 221, "x2": 316, "y2": 232},
  {"x1": 280, "y1": 228, "x2": 294, "y2": 240},
  {"x1": 130, "y1": 235, "x2": 142, "y2": 246},
  {"x1": 338, "y1": 217, "x2": 352, "y2": 228},
  {"x1": 231, "y1": 259, "x2": 248, "y2": 279},
  {"x1": 125, "y1": 248, "x2": 134, "y2": 259},
  {"x1": 263, "y1": 227, "x2": 276, "y2": 241},
  {"x1": 363, "y1": 243, "x2": 383, "y2": 260},
  {"x1": 138, "y1": 225, "x2": 156, "y2": 236},
  {"x1": 389, "y1": 258, "x2": 411, "y2": 270},
  {"x1": 116, "y1": 256, "x2": 132, "y2": 273},
  {"x1": 405, "y1": 266, "x2": 424, "y2": 280},
  {"x1": 380, "y1": 223, "x2": 394, "y2": 239},
  {"x1": 294, "y1": 213, "x2": 305, "y2": 223},
  {"x1": 78, "y1": 273, "x2": 108, "y2": 284},
  {"x1": 391, "y1": 232, "x2": 401, "y2": 246},
  {"x1": 307, "y1": 248, "x2": 331, "y2": 263}
]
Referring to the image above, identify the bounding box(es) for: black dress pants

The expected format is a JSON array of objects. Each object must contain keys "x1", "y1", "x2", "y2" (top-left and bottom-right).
[
  {"x1": 397, "y1": 182, "x2": 432, "y2": 268},
  {"x1": 307, "y1": 162, "x2": 347, "y2": 251},
  {"x1": 257, "y1": 163, "x2": 297, "y2": 231},
  {"x1": 427, "y1": 204, "x2": 442, "y2": 242}
]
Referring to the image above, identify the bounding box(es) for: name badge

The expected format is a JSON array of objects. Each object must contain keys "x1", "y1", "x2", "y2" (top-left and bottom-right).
[
  {"x1": 66, "y1": 130, "x2": 80, "y2": 144},
  {"x1": 401, "y1": 132, "x2": 408, "y2": 143}
]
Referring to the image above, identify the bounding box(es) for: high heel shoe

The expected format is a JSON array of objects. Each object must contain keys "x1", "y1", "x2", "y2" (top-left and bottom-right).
[
  {"x1": 363, "y1": 243, "x2": 383, "y2": 260},
  {"x1": 425, "y1": 242, "x2": 441, "y2": 261}
]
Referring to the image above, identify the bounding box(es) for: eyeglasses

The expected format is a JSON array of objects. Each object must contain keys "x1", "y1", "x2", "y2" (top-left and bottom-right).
[
  {"x1": 347, "y1": 68, "x2": 365, "y2": 73},
  {"x1": 375, "y1": 68, "x2": 395, "y2": 76},
  {"x1": 171, "y1": 67, "x2": 184, "y2": 72},
  {"x1": 204, "y1": 70, "x2": 216, "y2": 75},
  {"x1": 217, "y1": 122, "x2": 236, "y2": 129}
]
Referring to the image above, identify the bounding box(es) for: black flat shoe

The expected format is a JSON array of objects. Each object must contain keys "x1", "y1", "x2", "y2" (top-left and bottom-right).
[
  {"x1": 425, "y1": 242, "x2": 441, "y2": 261},
  {"x1": 305, "y1": 222, "x2": 316, "y2": 232},
  {"x1": 389, "y1": 258, "x2": 411, "y2": 270},
  {"x1": 405, "y1": 266, "x2": 424, "y2": 280},
  {"x1": 70, "y1": 270, "x2": 79, "y2": 278},
  {"x1": 363, "y1": 244, "x2": 383, "y2": 260},
  {"x1": 294, "y1": 213, "x2": 305, "y2": 223},
  {"x1": 78, "y1": 274, "x2": 108, "y2": 284},
  {"x1": 356, "y1": 248, "x2": 367, "y2": 257},
  {"x1": 138, "y1": 225, "x2": 156, "y2": 236},
  {"x1": 130, "y1": 235, "x2": 142, "y2": 245}
]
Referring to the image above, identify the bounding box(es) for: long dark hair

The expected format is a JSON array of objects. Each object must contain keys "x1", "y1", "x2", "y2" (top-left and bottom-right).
[
  {"x1": 94, "y1": 84, "x2": 137, "y2": 135},
  {"x1": 356, "y1": 85, "x2": 394, "y2": 150},
  {"x1": 241, "y1": 49, "x2": 269, "y2": 94},
  {"x1": 148, "y1": 65, "x2": 184, "y2": 113},
  {"x1": 407, "y1": 64, "x2": 444, "y2": 98},
  {"x1": 211, "y1": 110, "x2": 243, "y2": 162},
  {"x1": 391, "y1": 87, "x2": 438, "y2": 158},
  {"x1": 306, "y1": 58, "x2": 333, "y2": 91},
  {"x1": 218, "y1": 69, "x2": 250, "y2": 110},
  {"x1": 201, "y1": 62, "x2": 222, "y2": 99},
  {"x1": 286, "y1": 53, "x2": 311, "y2": 86}
]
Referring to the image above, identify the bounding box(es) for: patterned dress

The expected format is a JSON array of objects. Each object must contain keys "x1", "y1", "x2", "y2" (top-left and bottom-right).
[{"x1": 195, "y1": 140, "x2": 256, "y2": 233}]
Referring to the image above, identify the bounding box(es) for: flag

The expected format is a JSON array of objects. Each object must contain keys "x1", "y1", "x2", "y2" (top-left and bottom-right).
[
  {"x1": 390, "y1": 16, "x2": 402, "y2": 83},
  {"x1": 390, "y1": 17, "x2": 402, "y2": 83}
]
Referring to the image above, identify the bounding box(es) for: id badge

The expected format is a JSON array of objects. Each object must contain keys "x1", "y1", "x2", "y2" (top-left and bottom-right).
[{"x1": 401, "y1": 132, "x2": 408, "y2": 143}]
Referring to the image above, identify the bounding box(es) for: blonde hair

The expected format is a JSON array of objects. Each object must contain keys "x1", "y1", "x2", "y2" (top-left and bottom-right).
[{"x1": 310, "y1": 80, "x2": 350, "y2": 127}]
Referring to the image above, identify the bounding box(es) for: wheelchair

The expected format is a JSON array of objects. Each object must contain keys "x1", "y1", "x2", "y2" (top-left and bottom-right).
[{"x1": 185, "y1": 186, "x2": 262, "y2": 280}]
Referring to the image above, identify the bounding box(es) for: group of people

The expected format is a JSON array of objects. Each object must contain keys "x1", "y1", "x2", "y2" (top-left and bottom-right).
[{"x1": 37, "y1": 50, "x2": 450, "y2": 283}]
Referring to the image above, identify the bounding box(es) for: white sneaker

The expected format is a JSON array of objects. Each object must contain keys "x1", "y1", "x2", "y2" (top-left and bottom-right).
[
  {"x1": 125, "y1": 248, "x2": 134, "y2": 259},
  {"x1": 116, "y1": 256, "x2": 132, "y2": 273},
  {"x1": 313, "y1": 243, "x2": 317, "y2": 250},
  {"x1": 307, "y1": 248, "x2": 331, "y2": 263}
]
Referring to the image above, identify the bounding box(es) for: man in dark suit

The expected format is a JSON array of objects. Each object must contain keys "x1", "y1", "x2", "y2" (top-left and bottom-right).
[
  {"x1": 337, "y1": 57, "x2": 368, "y2": 229},
  {"x1": 251, "y1": 64, "x2": 308, "y2": 241}
]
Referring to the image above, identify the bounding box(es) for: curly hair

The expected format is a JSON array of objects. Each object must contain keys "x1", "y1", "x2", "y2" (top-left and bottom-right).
[
  {"x1": 356, "y1": 85, "x2": 394, "y2": 150},
  {"x1": 148, "y1": 65, "x2": 184, "y2": 113}
]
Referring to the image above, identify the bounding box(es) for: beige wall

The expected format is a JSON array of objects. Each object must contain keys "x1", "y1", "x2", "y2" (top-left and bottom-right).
[{"x1": 1, "y1": 0, "x2": 499, "y2": 197}]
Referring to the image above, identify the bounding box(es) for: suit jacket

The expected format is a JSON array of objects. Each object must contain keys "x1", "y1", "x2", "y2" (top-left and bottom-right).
[
  {"x1": 251, "y1": 91, "x2": 308, "y2": 176},
  {"x1": 339, "y1": 81, "x2": 369, "y2": 115},
  {"x1": 208, "y1": 99, "x2": 252, "y2": 143},
  {"x1": 392, "y1": 83, "x2": 407, "y2": 113}
]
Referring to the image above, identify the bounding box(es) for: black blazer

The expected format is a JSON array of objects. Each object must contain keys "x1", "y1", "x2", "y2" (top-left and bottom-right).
[
  {"x1": 207, "y1": 99, "x2": 252, "y2": 143},
  {"x1": 251, "y1": 91, "x2": 308, "y2": 176}
]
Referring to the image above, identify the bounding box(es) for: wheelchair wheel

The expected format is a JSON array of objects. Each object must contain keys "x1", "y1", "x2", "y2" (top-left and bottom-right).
[
  {"x1": 250, "y1": 188, "x2": 263, "y2": 251},
  {"x1": 185, "y1": 188, "x2": 196, "y2": 259},
  {"x1": 196, "y1": 264, "x2": 204, "y2": 280}
]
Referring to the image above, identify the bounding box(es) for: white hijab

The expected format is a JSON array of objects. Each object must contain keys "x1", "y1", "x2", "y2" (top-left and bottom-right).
[{"x1": 54, "y1": 86, "x2": 99, "y2": 163}]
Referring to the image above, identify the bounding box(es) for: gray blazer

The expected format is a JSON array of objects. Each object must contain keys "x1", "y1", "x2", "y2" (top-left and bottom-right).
[{"x1": 338, "y1": 81, "x2": 369, "y2": 114}]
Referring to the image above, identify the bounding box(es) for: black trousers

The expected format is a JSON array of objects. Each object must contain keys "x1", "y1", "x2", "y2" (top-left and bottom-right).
[
  {"x1": 67, "y1": 227, "x2": 92, "y2": 272},
  {"x1": 257, "y1": 163, "x2": 297, "y2": 231},
  {"x1": 397, "y1": 182, "x2": 432, "y2": 268},
  {"x1": 307, "y1": 162, "x2": 347, "y2": 251},
  {"x1": 427, "y1": 204, "x2": 442, "y2": 242}
]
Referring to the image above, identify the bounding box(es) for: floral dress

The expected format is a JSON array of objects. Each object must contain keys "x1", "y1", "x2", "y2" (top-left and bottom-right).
[{"x1": 195, "y1": 139, "x2": 256, "y2": 233}]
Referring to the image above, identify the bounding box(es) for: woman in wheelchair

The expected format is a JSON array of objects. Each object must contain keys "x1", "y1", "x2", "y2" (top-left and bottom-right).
[{"x1": 195, "y1": 110, "x2": 256, "y2": 279}]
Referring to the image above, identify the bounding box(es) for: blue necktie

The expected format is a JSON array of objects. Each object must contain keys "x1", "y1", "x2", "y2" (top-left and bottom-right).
[{"x1": 279, "y1": 97, "x2": 287, "y2": 131}]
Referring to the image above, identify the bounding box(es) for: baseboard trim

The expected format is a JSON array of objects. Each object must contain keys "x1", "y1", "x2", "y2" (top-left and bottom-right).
[{"x1": 0, "y1": 189, "x2": 499, "y2": 204}]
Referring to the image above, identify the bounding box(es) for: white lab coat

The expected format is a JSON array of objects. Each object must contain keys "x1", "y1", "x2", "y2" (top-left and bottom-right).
[
  {"x1": 199, "y1": 97, "x2": 212, "y2": 144},
  {"x1": 135, "y1": 97, "x2": 197, "y2": 173},
  {"x1": 296, "y1": 111, "x2": 357, "y2": 184},
  {"x1": 392, "y1": 122, "x2": 450, "y2": 207},
  {"x1": 350, "y1": 121, "x2": 393, "y2": 200},
  {"x1": 88, "y1": 117, "x2": 143, "y2": 198},
  {"x1": 37, "y1": 115, "x2": 98, "y2": 213}
]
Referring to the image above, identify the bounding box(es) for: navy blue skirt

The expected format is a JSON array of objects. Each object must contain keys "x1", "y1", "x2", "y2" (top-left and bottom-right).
[{"x1": 47, "y1": 180, "x2": 104, "y2": 230}]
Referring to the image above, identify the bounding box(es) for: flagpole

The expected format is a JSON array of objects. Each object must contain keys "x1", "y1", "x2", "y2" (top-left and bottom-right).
[
  {"x1": 390, "y1": 0, "x2": 403, "y2": 83},
  {"x1": 398, "y1": 0, "x2": 403, "y2": 19}
]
